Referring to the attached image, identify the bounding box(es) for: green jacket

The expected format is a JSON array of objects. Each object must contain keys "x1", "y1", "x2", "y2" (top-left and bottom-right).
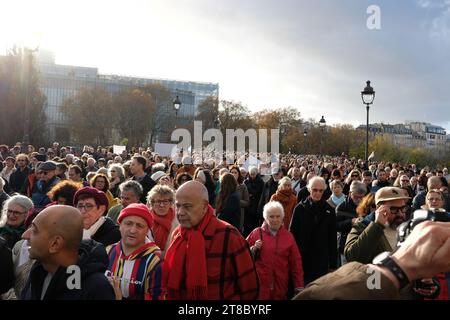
[
  {"x1": 344, "y1": 213, "x2": 392, "y2": 264},
  {"x1": 106, "y1": 204, "x2": 123, "y2": 225}
]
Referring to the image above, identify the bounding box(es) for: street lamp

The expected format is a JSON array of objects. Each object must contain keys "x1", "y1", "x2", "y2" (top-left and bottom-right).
[
  {"x1": 319, "y1": 115, "x2": 326, "y2": 155},
  {"x1": 173, "y1": 95, "x2": 181, "y2": 129},
  {"x1": 361, "y1": 80, "x2": 375, "y2": 164},
  {"x1": 214, "y1": 116, "x2": 221, "y2": 129},
  {"x1": 303, "y1": 129, "x2": 307, "y2": 155}
]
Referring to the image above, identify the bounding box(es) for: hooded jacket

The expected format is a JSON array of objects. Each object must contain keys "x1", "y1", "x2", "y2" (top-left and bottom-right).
[
  {"x1": 21, "y1": 239, "x2": 115, "y2": 300},
  {"x1": 246, "y1": 223, "x2": 304, "y2": 300}
]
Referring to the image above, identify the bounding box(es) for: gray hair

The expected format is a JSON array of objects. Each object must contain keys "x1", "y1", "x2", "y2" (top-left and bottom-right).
[
  {"x1": 0, "y1": 195, "x2": 34, "y2": 227},
  {"x1": 97, "y1": 168, "x2": 108, "y2": 175},
  {"x1": 146, "y1": 184, "x2": 175, "y2": 205},
  {"x1": 279, "y1": 176, "x2": 292, "y2": 186},
  {"x1": 0, "y1": 177, "x2": 4, "y2": 191},
  {"x1": 109, "y1": 164, "x2": 125, "y2": 179},
  {"x1": 249, "y1": 166, "x2": 258, "y2": 175},
  {"x1": 350, "y1": 181, "x2": 367, "y2": 195},
  {"x1": 330, "y1": 179, "x2": 344, "y2": 190},
  {"x1": 119, "y1": 180, "x2": 143, "y2": 198},
  {"x1": 307, "y1": 176, "x2": 326, "y2": 191},
  {"x1": 152, "y1": 163, "x2": 166, "y2": 173},
  {"x1": 263, "y1": 201, "x2": 285, "y2": 220}
]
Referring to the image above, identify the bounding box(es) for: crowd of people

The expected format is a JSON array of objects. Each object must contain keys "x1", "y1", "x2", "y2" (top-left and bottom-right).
[{"x1": 1, "y1": 141, "x2": 450, "y2": 300}]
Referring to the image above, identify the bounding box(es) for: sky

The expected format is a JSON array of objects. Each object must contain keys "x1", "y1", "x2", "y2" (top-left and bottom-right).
[{"x1": 1, "y1": 0, "x2": 449, "y2": 132}]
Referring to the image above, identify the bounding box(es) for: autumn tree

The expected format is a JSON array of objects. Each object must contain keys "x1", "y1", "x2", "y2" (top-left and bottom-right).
[
  {"x1": 61, "y1": 86, "x2": 114, "y2": 145},
  {"x1": 218, "y1": 100, "x2": 254, "y2": 131},
  {"x1": 0, "y1": 47, "x2": 47, "y2": 145},
  {"x1": 113, "y1": 88, "x2": 156, "y2": 147},
  {"x1": 196, "y1": 95, "x2": 219, "y2": 127},
  {"x1": 254, "y1": 107, "x2": 304, "y2": 153},
  {"x1": 141, "y1": 83, "x2": 173, "y2": 144}
]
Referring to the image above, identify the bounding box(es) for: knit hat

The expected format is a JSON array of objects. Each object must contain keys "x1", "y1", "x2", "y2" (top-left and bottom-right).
[
  {"x1": 117, "y1": 203, "x2": 153, "y2": 227},
  {"x1": 375, "y1": 187, "x2": 411, "y2": 205},
  {"x1": 73, "y1": 187, "x2": 109, "y2": 208}
]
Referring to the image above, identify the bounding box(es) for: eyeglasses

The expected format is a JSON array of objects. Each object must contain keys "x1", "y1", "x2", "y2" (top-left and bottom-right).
[
  {"x1": 351, "y1": 174, "x2": 360, "y2": 178},
  {"x1": 151, "y1": 199, "x2": 172, "y2": 206},
  {"x1": 389, "y1": 206, "x2": 407, "y2": 214},
  {"x1": 7, "y1": 209, "x2": 28, "y2": 216},
  {"x1": 76, "y1": 204, "x2": 96, "y2": 211},
  {"x1": 311, "y1": 188, "x2": 325, "y2": 193}
]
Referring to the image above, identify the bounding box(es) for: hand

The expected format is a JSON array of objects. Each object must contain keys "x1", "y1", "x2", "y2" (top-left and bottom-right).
[
  {"x1": 254, "y1": 239, "x2": 262, "y2": 250},
  {"x1": 107, "y1": 276, "x2": 123, "y2": 300},
  {"x1": 391, "y1": 221, "x2": 450, "y2": 281},
  {"x1": 374, "y1": 204, "x2": 390, "y2": 227}
]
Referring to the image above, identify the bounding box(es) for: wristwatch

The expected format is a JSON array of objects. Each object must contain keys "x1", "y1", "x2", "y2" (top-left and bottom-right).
[{"x1": 373, "y1": 251, "x2": 410, "y2": 289}]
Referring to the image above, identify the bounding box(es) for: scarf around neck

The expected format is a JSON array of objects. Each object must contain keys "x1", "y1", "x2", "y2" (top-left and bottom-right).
[
  {"x1": 151, "y1": 207, "x2": 175, "y2": 250},
  {"x1": 162, "y1": 204, "x2": 214, "y2": 300}
]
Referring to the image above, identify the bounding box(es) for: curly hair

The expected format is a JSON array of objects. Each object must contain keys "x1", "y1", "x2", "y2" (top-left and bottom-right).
[{"x1": 47, "y1": 180, "x2": 83, "y2": 206}]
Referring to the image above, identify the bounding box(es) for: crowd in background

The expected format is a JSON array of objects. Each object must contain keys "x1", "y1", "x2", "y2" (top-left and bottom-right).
[{"x1": 1, "y1": 141, "x2": 450, "y2": 300}]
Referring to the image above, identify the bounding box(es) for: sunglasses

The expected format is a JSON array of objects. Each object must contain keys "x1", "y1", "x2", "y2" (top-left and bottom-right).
[{"x1": 389, "y1": 206, "x2": 407, "y2": 214}]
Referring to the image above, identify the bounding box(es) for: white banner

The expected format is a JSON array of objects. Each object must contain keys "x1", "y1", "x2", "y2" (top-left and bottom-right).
[{"x1": 113, "y1": 145, "x2": 126, "y2": 155}]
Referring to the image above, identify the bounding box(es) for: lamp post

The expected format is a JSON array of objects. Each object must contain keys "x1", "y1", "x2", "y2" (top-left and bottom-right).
[
  {"x1": 361, "y1": 80, "x2": 375, "y2": 164},
  {"x1": 173, "y1": 95, "x2": 181, "y2": 129},
  {"x1": 319, "y1": 115, "x2": 326, "y2": 156}
]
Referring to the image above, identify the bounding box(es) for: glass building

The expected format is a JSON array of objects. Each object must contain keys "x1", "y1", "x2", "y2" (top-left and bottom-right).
[{"x1": 36, "y1": 50, "x2": 219, "y2": 144}]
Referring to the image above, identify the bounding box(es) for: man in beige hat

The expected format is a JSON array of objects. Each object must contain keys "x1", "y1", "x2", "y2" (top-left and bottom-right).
[{"x1": 344, "y1": 187, "x2": 410, "y2": 264}]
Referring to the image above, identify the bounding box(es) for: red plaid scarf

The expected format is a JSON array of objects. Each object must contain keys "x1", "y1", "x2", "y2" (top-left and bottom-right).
[{"x1": 163, "y1": 205, "x2": 214, "y2": 299}]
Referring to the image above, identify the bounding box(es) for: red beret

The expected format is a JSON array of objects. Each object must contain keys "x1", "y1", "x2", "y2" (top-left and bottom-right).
[
  {"x1": 117, "y1": 203, "x2": 153, "y2": 228},
  {"x1": 73, "y1": 187, "x2": 109, "y2": 208}
]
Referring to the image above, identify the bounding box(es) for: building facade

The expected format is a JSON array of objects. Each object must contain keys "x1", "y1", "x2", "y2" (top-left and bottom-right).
[
  {"x1": 36, "y1": 50, "x2": 219, "y2": 144},
  {"x1": 357, "y1": 121, "x2": 449, "y2": 150}
]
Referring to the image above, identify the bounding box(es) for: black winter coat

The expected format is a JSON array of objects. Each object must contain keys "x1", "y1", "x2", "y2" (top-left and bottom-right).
[
  {"x1": 257, "y1": 177, "x2": 278, "y2": 216},
  {"x1": 92, "y1": 218, "x2": 121, "y2": 247},
  {"x1": 0, "y1": 236, "x2": 14, "y2": 294},
  {"x1": 22, "y1": 239, "x2": 115, "y2": 300},
  {"x1": 335, "y1": 196, "x2": 358, "y2": 254},
  {"x1": 290, "y1": 197, "x2": 337, "y2": 284},
  {"x1": 217, "y1": 191, "x2": 241, "y2": 230},
  {"x1": 244, "y1": 175, "x2": 265, "y2": 217}
]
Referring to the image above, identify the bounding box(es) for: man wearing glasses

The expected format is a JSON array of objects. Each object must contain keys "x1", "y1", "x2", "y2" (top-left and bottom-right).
[
  {"x1": 290, "y1": 176, "x2": 337, "y2": 284},
  {"x1": 344, "y1": 187, "x2": 410, "y2": 264}
]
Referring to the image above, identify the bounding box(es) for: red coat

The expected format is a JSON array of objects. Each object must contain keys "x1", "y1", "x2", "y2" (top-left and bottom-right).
[{"x1": 247, "y1": 223, "x2": 304, "y2": 300}]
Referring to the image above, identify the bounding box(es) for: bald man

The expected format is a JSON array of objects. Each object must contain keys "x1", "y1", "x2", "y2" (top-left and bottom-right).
[
  {"x1": 162, "y1": 181, "x2": 259, "y2": 300},
  {"x1": 21, "y1": 205, "x2": 115, "y2": 300}
]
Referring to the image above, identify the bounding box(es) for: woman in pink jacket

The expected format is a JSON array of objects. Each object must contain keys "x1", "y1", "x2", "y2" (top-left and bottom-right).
[{"x1": 247, "y1": 201, "x2": 304, "y2": 300}]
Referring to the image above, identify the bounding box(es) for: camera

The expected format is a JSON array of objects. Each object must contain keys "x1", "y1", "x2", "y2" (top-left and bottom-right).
[
  {"x1": 396, "y1": 208, "x2": 450, "y2": 298},
  {"x1": 397, "y1": 208, "x2": 450, "y2": 245}
]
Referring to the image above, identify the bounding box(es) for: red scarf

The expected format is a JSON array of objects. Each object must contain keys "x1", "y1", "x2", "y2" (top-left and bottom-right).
[
  {"x1": 151, "y1": 207, "x2": 175, "y2": 250},
  {"x1": 162, "y1": 205, "x2": 214, "y2": 300}
]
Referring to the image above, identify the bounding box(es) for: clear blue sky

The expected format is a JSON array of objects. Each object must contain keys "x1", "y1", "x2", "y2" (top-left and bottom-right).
[{"x1": 1, "y1": 0, "x2": 449, "y2": 132}]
